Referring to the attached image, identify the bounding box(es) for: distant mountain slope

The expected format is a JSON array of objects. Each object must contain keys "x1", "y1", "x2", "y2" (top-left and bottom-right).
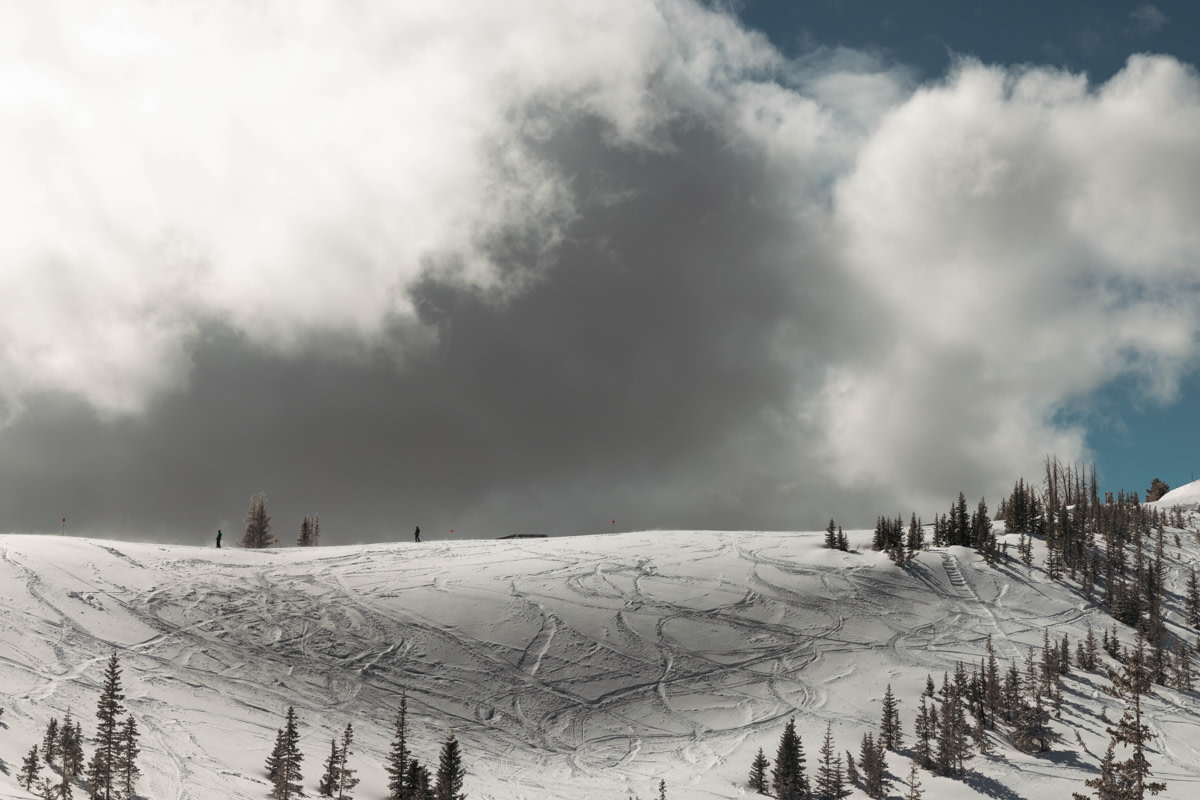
[{"x1": 1, "y1": 528, "x2": 1199, "y2": 799}]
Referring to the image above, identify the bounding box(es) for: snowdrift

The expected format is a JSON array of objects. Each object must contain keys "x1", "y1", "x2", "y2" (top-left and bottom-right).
[
  {"x1": 2, "y1": 529, "x2": 1200, "y2": 799},
  {"x1": 1154, "y1": 479, "x2": 1200, "y2": 510}
]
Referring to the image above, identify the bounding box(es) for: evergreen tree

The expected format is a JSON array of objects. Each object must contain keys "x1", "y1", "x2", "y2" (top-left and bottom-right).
[
  {"x1": 657, "y1": 779, "x2": 666, "y2": 800},
  {"x1": 115, "y1": 716, "x2": 141, "y2": 800},
  {"x1": 87, "y1": 652, "x2": 126, "y2": 800},
  {"x1": 1018, "y1": 531, "x2": 1032, "y2": 566},
  {"x1": 336, "y1": 723, "x2": 359, "y2": 799},
  {"x1": 1187, "y1": 567, "x2": 1200, "y2": 628},
  {"x1": 42, "y1": 718, "x2": 59, "y2": 766},
  {"x1": 858, "y1": 732, "x2": 885, "y2": 799},
  {"x1": 1080, "y1": 625, "x2": 1099, "y2": 671},
  {"x1": 58, "y1": 712, "x2": 84, "y2": 800},
  {"x1": 825, "y1": 519, "x2": 837, "y2": 549},
  {"x1": 1013, "y1": 649, "x2": 1052, "y2": 753},
  {"x1": 935, "y1": 674, "x2": 971, "y2": 774},
  {"x1": 298, "y1": 514, "x2": 322, "y2": 547},
  {"x1": 1002, "y1": 659, "x2": 1022, "y2": 726},
  {"x1": 60, "y1": 712, "x2": 84, "y2": 779},
  {"x1": 434, "y1": 734, "x2": 466, "y2": 800},
  {"x1": 1171, "y1": 639, "x2": 1194, "y2": 692},
  {"x1": 836, "y1": 526, "x2": 848, "y2": 552},
  {"x1": 299, "y1": 517, "x2": 316, "y2": 548},
  {"x1": 1045, "y1": 538, "x2": 1065, "y2": 581},
  {"x1": 241, "y1": 491, "x2": 272, "y2": 548},
  {"x1": 844, "y1": 751, "x2": 858, "y2": 787},
  {"x1": 20, "y1": 744, "x2": 41, "y2": 791},
  {"x1": 983, "y1": 636, "x2": 1001, "y2": 726},
  {"x1": 903, "y1": 759, "x2": 923, "y2": 800},
  {"x1": 952, "y1": 492, "x2": 970, "y2": 546},
  {"x1": 1040, "y1": 629, "x2": 1060, "y2": 696},
  {"x1": 386, "y1": 692, "x2": 411, "y2": 800},
  {"x1": 1072, "y1": 742, "x2": 1126, "y2": 800},
  {"x1": 907, "y1": 513, "x2": 923, "y2": 555},
  {"x1": 772, "y1": 717, "x2": 808, "y2": 800},
  {"x1": 813, "y1": 723, "x2": 845, "y2": 800},
  {"x1": 879, "y1": 684, "x2": 902, "y2": 751},
  {"x1": 406, "y1": 760, "x2": 432, "y2": 800},
  {"x1": 266, "y1": 729, "x2": 285, "y2": 783},
  {"x1": 319, "y1": 739, "x2": 340, "y2": 796},
  {"x1": 974, "y1": 497, "x2": 995, "y2": 562},
  {"x1": 271, "y1": 707, "x2": 304, "y2": 800},
  {"x1": 912, "y1": 695, "x2": 935, "y2": 769},
  {"x1": 748, "y1": 747, "x2": 770, "y2": 794},
  {"x1": 1103, "y1": 632, "x2": 1166, "y2": 798}
]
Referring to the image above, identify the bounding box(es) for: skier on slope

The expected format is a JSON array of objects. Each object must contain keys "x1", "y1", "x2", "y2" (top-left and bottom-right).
[
  {"x1": 216, "y1": 529, "x2": 222, "y2": 548},
  {"x1": 414, "y1": 526, "x2": 421, "y2": 543}
]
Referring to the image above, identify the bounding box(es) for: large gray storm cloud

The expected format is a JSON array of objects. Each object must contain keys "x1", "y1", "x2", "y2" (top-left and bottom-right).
[{"x1": 2, "y1": 1, "x2": 1199, "y2": 542}]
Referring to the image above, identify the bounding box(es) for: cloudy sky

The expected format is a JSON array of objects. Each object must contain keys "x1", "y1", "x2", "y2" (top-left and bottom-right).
[{"x1": 2, "y1": 0, "x2": 1199, "y2": 544}]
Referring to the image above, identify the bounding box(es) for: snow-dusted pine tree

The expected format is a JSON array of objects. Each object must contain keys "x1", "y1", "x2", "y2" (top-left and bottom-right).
[
  {"x1": 772, "y1": 718, "x2": 807, "y2": 800},
  {"x1": 434, "y1": 734, "x2": 465, "y2": 800},
  {"x1": 58, "y1": 713, "x2": 82, "y2": 800},
  {"x1": 748, "y1": 747, "x2": 770, "y2": 794},
  {"x1": 385, "y1": 691, "x2": 410, "y2": 800},
  {"x1": 60, "y1": 712, "x2": 85, "y2": 779},
  {"x1": 86, "y1": 652, "x2": 126, "y2": 800},
  {"x1": 336, "y1": 723, "x2": 359, "y2": 800},
  {"x1": 1103, "y1": 632, "x2": 1166, "y2": 799},
  {"x1": 270, "y1": 707, "x2": 304, "y2": 800},
  {"x1": 319, "y1": 739, "x2": 340, "y2": 796},
  {"x1": 858, "y1": 732, "x2": 885, "y2": 799},
  {"x1": 115, "y1": 716, "x2": 141, "y2": 800},
  {"x1": 266, "y1": 728, "x2": 284, "y2": 782},
  {"x1": 241, "y1": 492, "x2": 272, "y2": 548},
  {"x1": 19, "y1": 744, "x2": 41, "y2": 790},
  {"x1": 41, "y1": 718, "x2": 59, "y2": 766},
  {"x1": 912, "y1": 694, "x2": 935, "y2": 769},
  {"x1": 879, "y1": 684, "x2": 902, "y2": 750},
  {"x1": 813, "y1": 722, "x2": 847, "y2": 800},
  {"x1": 1187, "y1": 567, "x2": 1200, "y2": 628},
  {"x1": 406, "y1": 759, "x2": 432, "y2": 800},
  {"x1": 903, "y1": 759, "x2": 923, "y2": 800},
  {"x1": 298, "y1": 517, "x2": 315, "y2": 548}
]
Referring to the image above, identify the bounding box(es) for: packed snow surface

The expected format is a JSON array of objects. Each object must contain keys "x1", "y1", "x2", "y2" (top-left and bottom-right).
[{"x1": 2, "y1": 529, "x2": 1200, "y2": 799}]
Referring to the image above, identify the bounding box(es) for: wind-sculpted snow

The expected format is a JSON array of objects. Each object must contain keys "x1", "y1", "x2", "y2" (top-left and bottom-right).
[
  {"x1": 2, "y1": 529, "x2": 1200, "y2": 799},
  {"x1": 1154, "y1": 479, "x2": 1200, "y2": 511}
]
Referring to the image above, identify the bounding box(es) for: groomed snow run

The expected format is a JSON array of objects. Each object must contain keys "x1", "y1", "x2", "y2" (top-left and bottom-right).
[{"x1": 2, "y1": 527, "x2": 1200, "y2": 799}]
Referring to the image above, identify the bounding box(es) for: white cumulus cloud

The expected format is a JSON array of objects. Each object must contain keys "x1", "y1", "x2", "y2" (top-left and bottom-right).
[{"x1": 2, "y1": 0, "x2": 1200, "y2": 514}]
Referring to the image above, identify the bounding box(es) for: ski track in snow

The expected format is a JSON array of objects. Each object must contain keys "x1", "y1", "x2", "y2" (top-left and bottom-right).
[{"x1": 2, "y1": 522, "x2": 1200, "y2": 799}]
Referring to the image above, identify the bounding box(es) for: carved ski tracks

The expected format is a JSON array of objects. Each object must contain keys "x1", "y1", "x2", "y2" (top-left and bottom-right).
[{"x1": 938, "y1": 550, "x2": 1020, "y2": 660}]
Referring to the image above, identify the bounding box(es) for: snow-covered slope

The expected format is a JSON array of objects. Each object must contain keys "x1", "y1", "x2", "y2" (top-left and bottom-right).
[
  {"x1": 2, "y1": 529, "x2": 1199, "y2": 799},
  {"x1": 1154, "y1": 479, "x2": 1200, "y2": 510}
]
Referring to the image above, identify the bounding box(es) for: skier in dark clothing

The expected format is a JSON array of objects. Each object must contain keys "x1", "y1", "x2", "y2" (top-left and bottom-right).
[
  {"x1": 414, "y1": 526, "x2": 420, "y2": 543},
  {"x1": 216, "y1": 529, "x2": 222, "y2": 548}
]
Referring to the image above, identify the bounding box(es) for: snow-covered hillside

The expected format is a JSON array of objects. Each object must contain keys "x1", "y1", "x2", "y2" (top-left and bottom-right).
[
  {"x1": 1153, "y1": 479, "x2": 1200, "y2": 510},
  {"x1": 2, "y1": 527, "x2": 1200, "y2": 799}
]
